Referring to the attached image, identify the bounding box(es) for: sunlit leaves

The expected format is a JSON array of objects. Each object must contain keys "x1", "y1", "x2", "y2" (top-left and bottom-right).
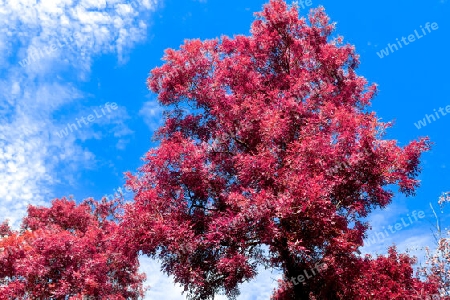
[
  {"x1": 0, "y1": 197, "x2": 145, "y2": 299},
  {"x1": 124, "y1": 0, "x2": 431, "y2": 299}
]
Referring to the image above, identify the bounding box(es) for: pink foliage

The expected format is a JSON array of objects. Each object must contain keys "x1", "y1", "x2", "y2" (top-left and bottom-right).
[
  {"x1": 0, "y1": 197, "x2": 145, "y2": 299},
  {"x1": 123, "y1": 0, "x2": 432, "y2": 299}
]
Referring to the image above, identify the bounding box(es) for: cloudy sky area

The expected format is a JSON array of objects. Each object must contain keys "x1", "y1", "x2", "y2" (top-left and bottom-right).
[{"x1": 0, "y1": 0, "x2": 448, "y2": 299}]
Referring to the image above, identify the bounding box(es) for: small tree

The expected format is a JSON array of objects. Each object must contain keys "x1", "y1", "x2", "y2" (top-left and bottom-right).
[
  {"x1": 0, "y1": 197, "x2": 145, "y2": 299},
  {"x1": 417, "y1": 194, "x2": 450, "y2": 299},
  {"x1": 123, "y1": 0, "x2": 433, "y2": 298}
]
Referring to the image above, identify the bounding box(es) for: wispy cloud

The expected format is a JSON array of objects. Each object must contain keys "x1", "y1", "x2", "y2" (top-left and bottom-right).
[
  {"x1": 0, "y1": 0, "x2": 158, "y2": 226},
  {"x1": 139, "y1": 257, "x2": 185, "y2": 300},
  {"x1": 360, "y1": 199, "x2": 439, "y2": 266},
  {"x1": 139, "y1": 99, "x2": 164, "y2": 133},
  {"x1": 1, "y1": 4, "x2": 163, "y2": 300},
  {"x1": 139, "y1": 256, "x2": 281, "y2": 300}
]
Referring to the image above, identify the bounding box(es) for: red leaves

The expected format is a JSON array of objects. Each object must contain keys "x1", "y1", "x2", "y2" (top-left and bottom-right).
[
  {"x1": 124, "y1": 0, "x2": 432, "y2": 299},
  {"x1": 0, "y1": 221, "x2": 11, "y2": 237},
  {"x1": 23, "y1": 197, "x2": 93, "y2": 232},
  {"x1": 0, "y1": 197, "x2": 145, "y2": 299},
  {"x1": 345, "y1": 247, "x2": 439, "y2": 299}
]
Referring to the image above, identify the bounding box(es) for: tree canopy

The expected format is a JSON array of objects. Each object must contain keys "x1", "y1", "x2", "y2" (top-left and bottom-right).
[
  {"x1": 0, "y1": 197, "x2": 145, "y2": 299},
  {"x1": 121, "y1": 0, "x2": 435, "y2": 299}
]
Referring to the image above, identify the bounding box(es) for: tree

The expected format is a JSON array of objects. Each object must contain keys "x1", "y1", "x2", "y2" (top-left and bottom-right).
[
  {"x1": 0, "y1": 197, "x2": 145, "y2": 299},
  {"x1": 123, "y1": 0, "x2": 433, "y2": 298},
  {"x1": 272, "y1": 246, "x2": 438, "y2": 299},
  {"x1": 416, "y1": 194, "x2": 450, "y2": 299}
]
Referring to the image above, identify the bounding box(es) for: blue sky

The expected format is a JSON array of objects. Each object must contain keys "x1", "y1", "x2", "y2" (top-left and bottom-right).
[{"x1": 0, "y1": 0, "x2": 449, "y2": 299}]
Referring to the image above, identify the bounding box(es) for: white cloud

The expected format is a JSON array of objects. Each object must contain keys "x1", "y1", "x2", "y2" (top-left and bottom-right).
[
  {"x1": 226, "y1": 267, "x2": 281, "y2": 300},
  {"x1": 0, "y1": 1, "x2": 168, "y2": 298},
  {"x1": 360, "y1": 199, "x2": 439, "y2": 269},
  {"x1": 1, "y1": 0, "x2": 158, "y2": 74},
  {"x1": 0, "y1": 79, "x2": 96, "y2": 227},
  {"x1": 139, "y1": 256, "x2": 281, "y2": 300},
  {"x1": 0, "y1": 0, "x2": 158, "y2": 225},
  {"x1": 139, "y1": 257, "x2": 185, "y2": 300},
  {"x1": 139, "y1": 99, "x2": 164, "y2": 133}
]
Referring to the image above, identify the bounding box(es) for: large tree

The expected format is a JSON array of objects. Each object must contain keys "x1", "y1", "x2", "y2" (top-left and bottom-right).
[
  {"x1": 123, "y1": 0, "x2": 435, "y2": 298},
  {"x1": 0, "y1": 197, "x2": 145, "y2": 299}
]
